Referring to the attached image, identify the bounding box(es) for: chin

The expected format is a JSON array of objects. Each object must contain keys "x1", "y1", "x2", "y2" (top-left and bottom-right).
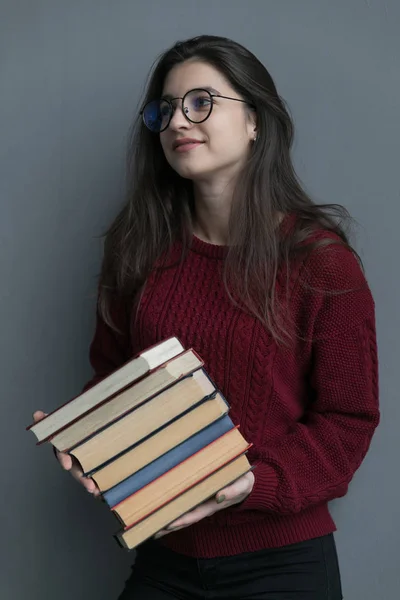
[{"x1": 171, "y1": 160, "x2": 219, "y2": 181}]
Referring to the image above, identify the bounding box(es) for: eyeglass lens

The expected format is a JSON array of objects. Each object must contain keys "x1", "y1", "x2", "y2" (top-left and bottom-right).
[{"x1": 142, "y1": 89, "x2": 213, "y2": 132}]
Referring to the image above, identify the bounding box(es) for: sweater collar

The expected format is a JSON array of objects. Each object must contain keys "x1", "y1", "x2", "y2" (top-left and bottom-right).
[
  {"x1": 188, "y1": 214, "x2": 295, "y2": 259},
  {"x1": 189, "y1": 234, "x2": 227, "y2": 259}
]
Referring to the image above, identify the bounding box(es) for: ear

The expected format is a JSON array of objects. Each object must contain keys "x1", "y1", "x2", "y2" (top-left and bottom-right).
[{"x1": 246, "y1": 109, "x2": 257, "y2": 142}]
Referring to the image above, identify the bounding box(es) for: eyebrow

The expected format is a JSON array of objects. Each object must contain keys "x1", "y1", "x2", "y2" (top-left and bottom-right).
[{"x1": 162, "y1": 86, "x2": 221, "y2": 100}]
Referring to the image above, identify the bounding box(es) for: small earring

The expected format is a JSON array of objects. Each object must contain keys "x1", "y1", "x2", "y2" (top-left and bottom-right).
[{"x1": 253, "y1": 135, "x2": 257, "y2": 142}]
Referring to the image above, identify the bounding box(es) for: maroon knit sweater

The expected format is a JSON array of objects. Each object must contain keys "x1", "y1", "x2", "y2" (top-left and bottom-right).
[{"x1": 85, "y1": 227, "x2": 379, "y2": 558}]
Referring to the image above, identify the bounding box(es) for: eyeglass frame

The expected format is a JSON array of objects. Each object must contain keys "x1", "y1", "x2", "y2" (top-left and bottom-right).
[{"x1": 140, "y1": 87, "x2": 255, "y2": 133}]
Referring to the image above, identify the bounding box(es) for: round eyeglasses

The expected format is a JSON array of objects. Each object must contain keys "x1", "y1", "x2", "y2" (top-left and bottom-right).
[{"x1": 141, "y1": 88, "x2": 254, "y2": 133}]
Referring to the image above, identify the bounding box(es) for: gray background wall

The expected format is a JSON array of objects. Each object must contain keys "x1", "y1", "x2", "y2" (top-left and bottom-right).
[{"x1": 1, "y1": 1, "x2": 398, "y2": 598}]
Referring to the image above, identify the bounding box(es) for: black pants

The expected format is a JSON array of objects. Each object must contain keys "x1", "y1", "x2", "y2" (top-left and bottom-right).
[{"x1": 117, "y1": 534, "x2": 343, "y2": 599}]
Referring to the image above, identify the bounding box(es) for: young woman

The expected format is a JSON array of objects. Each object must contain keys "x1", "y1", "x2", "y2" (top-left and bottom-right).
[{"x1": 34, "y1": 35, "x2": 379, "y2": 599}]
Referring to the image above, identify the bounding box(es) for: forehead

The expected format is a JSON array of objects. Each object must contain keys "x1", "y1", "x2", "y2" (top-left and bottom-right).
[{"x1": 162, "y1": 60, "x2": 232, "y2": 97}]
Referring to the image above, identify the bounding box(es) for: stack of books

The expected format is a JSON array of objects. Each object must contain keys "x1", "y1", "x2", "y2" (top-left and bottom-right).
[{"x1": 27, "y1": 337, "x2": 252, "y2": 550}]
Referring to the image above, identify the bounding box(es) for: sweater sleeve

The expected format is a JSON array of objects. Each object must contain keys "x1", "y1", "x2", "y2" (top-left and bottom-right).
[
  {"x1": 81, "y1": 291, "x2": 132, "y2": 392},
  {"x1": 238, "y1": 243, "x2": 380, "y2": 514}
]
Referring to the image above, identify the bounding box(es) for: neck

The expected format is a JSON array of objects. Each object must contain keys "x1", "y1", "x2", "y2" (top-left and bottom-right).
[{"x1": 192, "y1": 177, "x2": 234, "y2": 246}]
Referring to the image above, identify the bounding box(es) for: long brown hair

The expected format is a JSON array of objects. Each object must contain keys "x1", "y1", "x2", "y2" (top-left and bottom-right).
[{"x1": 98, "y1": 35, "x2": 356, "y2": 342}]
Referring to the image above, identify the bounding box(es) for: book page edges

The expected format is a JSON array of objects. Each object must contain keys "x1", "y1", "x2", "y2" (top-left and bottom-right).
[{"x1": 26, "y1": 336, "x2": 183, "y2": 437}]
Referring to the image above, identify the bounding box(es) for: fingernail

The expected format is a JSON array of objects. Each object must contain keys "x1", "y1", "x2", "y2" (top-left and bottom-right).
[
  {"x1": 216, "y1": 494, "x2": 226, "y2": 504},
  {"x1": 166, "y1": 524, "x2": 177, "y2": 530}
]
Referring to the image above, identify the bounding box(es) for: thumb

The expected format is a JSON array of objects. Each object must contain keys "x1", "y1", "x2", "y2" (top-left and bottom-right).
[{"x1": 33, "y1": 410, "x2": 47, "y2": 422}]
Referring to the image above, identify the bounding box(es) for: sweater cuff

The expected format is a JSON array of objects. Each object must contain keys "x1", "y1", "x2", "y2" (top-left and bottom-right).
[{"x1": 237, "y1": 461, "x2": 279, "y2": 512}]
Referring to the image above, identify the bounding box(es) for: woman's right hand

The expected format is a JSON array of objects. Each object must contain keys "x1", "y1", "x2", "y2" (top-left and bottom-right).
[{"x1": 33, "y1": 410, "x2": 100, "y2": 496}]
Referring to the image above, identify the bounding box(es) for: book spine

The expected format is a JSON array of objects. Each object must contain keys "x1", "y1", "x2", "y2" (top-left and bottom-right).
[{"x1": 102, "y1": 414, "x2": 235, "y2": 507}]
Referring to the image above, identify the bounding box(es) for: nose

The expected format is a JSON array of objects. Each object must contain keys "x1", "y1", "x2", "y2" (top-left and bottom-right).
[{"x1": 168, "y1": 104, "x2": 191, "y2": 131}]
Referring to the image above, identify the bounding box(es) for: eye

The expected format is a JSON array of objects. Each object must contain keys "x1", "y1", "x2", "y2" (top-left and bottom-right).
[
  {"x1": 195, "y1": 96, "x2": 211, "y2": 108},
  {"x1": 186, "y1": 90, "x2": 212, "y2": 112}
]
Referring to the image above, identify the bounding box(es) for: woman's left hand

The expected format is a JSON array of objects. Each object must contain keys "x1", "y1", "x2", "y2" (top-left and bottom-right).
[{"x1": 154, "y1": 471, "x2": 255, "y2": 538}]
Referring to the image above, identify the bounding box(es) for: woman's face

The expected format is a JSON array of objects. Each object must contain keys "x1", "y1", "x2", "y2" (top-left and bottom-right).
[{"x1": 159, "y1": 60, "x2": 256, "y2": 183}]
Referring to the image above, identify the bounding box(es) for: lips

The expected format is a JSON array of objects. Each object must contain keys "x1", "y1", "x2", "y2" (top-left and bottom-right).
[{"x1": 173, "y1": 138, "x2": 204, "y2": 151}]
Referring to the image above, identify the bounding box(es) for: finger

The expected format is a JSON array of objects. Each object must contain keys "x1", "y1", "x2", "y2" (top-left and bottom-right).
[
  {"x1": 69, "y1": 465, "x2": 98, "y2": 494},
  {"x1": 69, "y1": 463, "x2": 98, "y2": 494},
  {"x1": 57, "y1": 451, "x2": 73, "y2": 471},
  {"x1": 216, "y1": 472, "x2": 253, "y2": 503},
  {"x1": 167, "y1": 499, "x2": 219, "y2": 529},
  {"x1": 92, "y1": 486, "x2": 101, "y2": 497},
  {"x1": 58, "y1": 452, "x2": 99, "y2": 495},
  {"x1": 70, "y1": 457, "x2": 99, "y2": 495},
  {"x1": 81, "y1": 477, "x2": 98, "y2": 494},
  {"x1": 33, "y1": 410, "x2": 47, "y2": 422},
  {"x1": 154, "y1": 529, "x2": 170, "y2": 539},
  {"x1": 32, "y1": 410, "x2": 100, "y2": 497},
  {"x1": 155, "y1": 522, "x2": 190, "y2": 537}
]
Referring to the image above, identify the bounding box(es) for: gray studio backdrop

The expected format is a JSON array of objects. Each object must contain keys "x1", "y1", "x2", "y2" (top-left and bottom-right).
[{"x1": 1, "y1": 1, "x2": 398, "y2": 599}]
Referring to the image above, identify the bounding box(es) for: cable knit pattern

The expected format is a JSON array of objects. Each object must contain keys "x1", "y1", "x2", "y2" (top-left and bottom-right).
[{"x1": 85, "y1": 229, "x2": 380, "y2": 558}]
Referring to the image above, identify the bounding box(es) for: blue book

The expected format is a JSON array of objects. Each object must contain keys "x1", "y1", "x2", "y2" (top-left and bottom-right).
[{"x1": 102, "y1": 413, "x2": 234, "y2": 507}]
